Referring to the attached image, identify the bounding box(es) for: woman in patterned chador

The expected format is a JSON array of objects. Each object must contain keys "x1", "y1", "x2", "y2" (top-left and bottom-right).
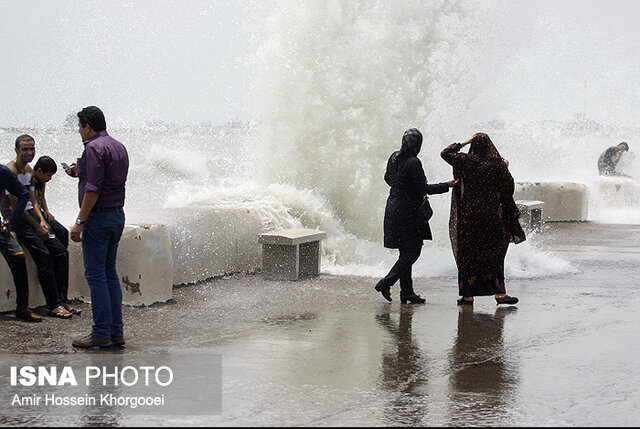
[{"x1": 441, "y1": 133, "x2": 525, "y2": 306}]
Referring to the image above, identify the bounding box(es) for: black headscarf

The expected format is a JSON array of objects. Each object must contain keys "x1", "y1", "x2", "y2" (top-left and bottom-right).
[{"x1": 399, "y1": 128, "x2": 423, "y2": 158}]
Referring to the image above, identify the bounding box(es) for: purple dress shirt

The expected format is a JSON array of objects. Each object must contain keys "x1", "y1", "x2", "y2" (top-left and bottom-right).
[{"x1": 77, "y1": 130, "x2": 129, "y2": 209}]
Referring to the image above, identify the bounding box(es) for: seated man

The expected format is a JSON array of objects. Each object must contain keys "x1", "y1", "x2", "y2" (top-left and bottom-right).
[
  {"x1": 598, "y1": 142, "x2": 630, "y2": 176},
  {"x1": 0, "y1": 163, "x2": 41, "y2": 322},
  {"x1": 33, "y1": 155, "x2": 80, "y2": 314},
  {"x1": 1, "y1": 134, "x2": 72, "y2": 319}
]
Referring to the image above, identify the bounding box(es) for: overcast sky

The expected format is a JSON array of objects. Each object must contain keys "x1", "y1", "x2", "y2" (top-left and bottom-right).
[
  {"x1": 481, "y1": 0, "x2": 640, "y2": 126},
  {"x1": 0, "y1": 0, "x2": 263, "y2": 127},
  {"x1": 1, "y1": 0, "x2": 639, "y2": 127}
]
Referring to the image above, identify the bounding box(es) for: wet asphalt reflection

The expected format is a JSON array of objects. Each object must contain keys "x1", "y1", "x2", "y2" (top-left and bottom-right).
[{"x1": 1, "y1": 222, "x2": 640, "y2": 426}]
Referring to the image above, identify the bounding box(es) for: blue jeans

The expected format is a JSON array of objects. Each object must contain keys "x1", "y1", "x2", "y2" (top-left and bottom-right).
[{"x1": 82, "y1": 211, "x2": 125, "y2": 338}]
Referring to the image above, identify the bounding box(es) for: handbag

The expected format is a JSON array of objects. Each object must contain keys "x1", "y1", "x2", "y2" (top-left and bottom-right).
[{"x1": 417, "y1": 197, "x2": 433, "y2": 222}]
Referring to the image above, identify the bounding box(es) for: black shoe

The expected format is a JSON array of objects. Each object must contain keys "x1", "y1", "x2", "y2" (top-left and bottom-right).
[
  {"x1": 72, "y1": 334, "x2": 112, "y2": 349},
  {"x1": 457, "y1": 297, "x2": 474, "y2": 306},
  {"x1": 401, "y1": 293, "x2": 426, "y2": 304},
  {"x1": 111, "y1": 335, "x2": 125, "y2": 347},
  {"x1": 495, "y1": 295, "x2": 518, "y2": 305},
  {"x1": 374, "y1": 282, "x2": 392, "y2": 302}
]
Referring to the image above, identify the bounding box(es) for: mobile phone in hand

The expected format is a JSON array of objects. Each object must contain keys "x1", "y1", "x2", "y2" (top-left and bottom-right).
[{"x1": 61, "y1": 162, "x2": 74, "y2": 176}]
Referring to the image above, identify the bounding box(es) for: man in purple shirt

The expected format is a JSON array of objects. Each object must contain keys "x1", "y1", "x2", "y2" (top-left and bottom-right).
[{"x1": 67, "y1": 106, "x2": 129, "y2": 349}]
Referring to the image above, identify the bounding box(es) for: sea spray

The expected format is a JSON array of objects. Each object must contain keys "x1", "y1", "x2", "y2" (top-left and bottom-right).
[
  {"x1": 4, "y1": 1, "x2": 631, "y2": 279},
  {"x1": 250, "y1": 0, "x2": 490, "y2": 241}
]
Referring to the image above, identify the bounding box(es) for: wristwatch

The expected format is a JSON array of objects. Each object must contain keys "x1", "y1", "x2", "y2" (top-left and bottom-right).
[{"x1": 75, "y1": 219, "x2": 85, "y2": 225}]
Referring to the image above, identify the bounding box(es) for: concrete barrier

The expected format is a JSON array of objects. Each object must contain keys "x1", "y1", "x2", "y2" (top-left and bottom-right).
[
  {"x1": 0, "y1": 207, "x2": 279, "y2": 311},
  {"x1": 1, "y1": 224, "x2": 173, "y2": 312},
  {"x1": 1, "y1": 244, "x2": 49, "y2": 312},
  {"x1": 592, "y1": 176, "x2": 640, "y2": 208},
  {"x1": 68, "y1": 224, "x2": 174, "y2": 307},
  {"x1": 156, "y1": 207, "x2": 265, "y2": 285},
  {"x1": 515, "y1": 182, "x2": 588, "y2": 222}
]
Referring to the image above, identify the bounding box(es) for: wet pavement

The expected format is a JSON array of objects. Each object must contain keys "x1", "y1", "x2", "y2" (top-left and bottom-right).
[{"x1": 1, "y1": 221, "x2": 640, "y2": 426}]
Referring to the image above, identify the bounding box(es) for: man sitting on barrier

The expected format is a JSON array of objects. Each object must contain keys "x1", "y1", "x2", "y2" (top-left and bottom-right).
[
  {"x1": 598, "y1": 142, "x2": 630, "y2": 177},
  {"x1": 1, "y1": 134, "x2": 73, "y2": 319},
  {"x1": 0, "y1": 162, "x2": 41, "y2": 322},
  {"x1": 33, "y1": 155, "x2": 80, "y2": 314}
]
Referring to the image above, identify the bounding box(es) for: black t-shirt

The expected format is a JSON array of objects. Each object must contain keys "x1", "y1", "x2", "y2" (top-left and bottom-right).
[{"x1": 597, "y1": 146, "x2": 621, "y2": 175}]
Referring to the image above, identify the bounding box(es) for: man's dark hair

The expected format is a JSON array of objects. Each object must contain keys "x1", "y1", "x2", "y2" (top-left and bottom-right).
[
  {"x1": 619, "y1": 142, "x2": 629, "y2": 151},
  {"x1": 34, "y1": 156, "x2": 57, "y2": 174},
  {"x1": 15, "y1": 134, "x2": 35, "y2": 149},
  {"x1": 77, "y1": 106, "x2": 106, "y2": 132}
]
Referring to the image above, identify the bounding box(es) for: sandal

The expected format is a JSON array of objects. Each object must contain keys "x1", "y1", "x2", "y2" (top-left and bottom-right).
[
  {"x1": 457, "y1": 297, "x2": 474, "y2": 305},
  {"x1": 16, "y1": 308, "x2": 43, "y2": 323},
  {"x1": 495, "y1": 295, "x2": 518, "y2": 305},
  {"x1": 49, "y1": 305, "x2": 73, "y2": 319},
  {"x1": 62, "y1": 303, "x2": 82, "y2": 315}
]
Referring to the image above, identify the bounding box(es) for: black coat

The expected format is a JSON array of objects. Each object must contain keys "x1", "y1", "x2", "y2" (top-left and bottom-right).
[{"x1": 383, "y1": 150, "x2": 449, "y2": 248}]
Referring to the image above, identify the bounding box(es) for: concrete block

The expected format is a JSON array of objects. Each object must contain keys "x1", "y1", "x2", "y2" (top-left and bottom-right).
[
  {"x1": 2, "y1": 207, "x2": 269, "y2": 311},
  {"x1": 516, "y1": 200, "x2": 545, "y2": 231},
  {"x1": 0, "y1": 239, "x2": 49, "y2": 312},
  {"x1": 592, "y1": 176, "x2": 640, "y2": 208},
  {"x1": 155, "y1": 207, "x2": 265, "y2": 285},
  {"x1": 68, "y1": 224, "x2": 174, "y2": 307},
  {"x1": 259, "y1": 229, "x2": 326, "y2": 280},
  {"x1": 515, "y1": 182, "x2": 588, "y2": 221},
  {"x1": 1, "y1": 223, "x2": 173, "y2": 312}
]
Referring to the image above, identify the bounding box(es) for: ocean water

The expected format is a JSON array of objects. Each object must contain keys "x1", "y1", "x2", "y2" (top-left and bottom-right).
[{"x1": 2, "y1": 0, "x2": 638, "y2": 280}]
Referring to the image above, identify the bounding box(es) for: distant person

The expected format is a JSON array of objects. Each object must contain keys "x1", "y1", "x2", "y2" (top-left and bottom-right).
[
  {"x1": 68, "y1": 106, "x2": 129, "y2": 349},
  {"x1": 1, "y1": 134, "x2": 72, "y2": 319},
  {"x1": 597, "y1": 142, "x2": 630, "y2": 176},
  {"x1": 374, "y1": 128, "x2": 457, "y2": 304},
  {"x1": 33, "y1": 155, "x2": 80, "y2": 314},
  {"x1": 441, "y1": 133, "x2": 525, "y2": 306},
  {"x1": 0, "y1": 163, "x2": 41, "y2": 322}
]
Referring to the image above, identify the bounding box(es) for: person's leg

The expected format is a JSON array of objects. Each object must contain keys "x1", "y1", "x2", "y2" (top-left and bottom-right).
[
  {"x1": 493, "y1": 265, "x2": 506, "y2": 298},
  {"x1": 81, "y1": 213, "x2": 112, "y2": 339},
  {"x1": 378, "y1": 242, "x2": 421, "y2": 289},
  {"x1": 457, "y1": 274, "x2": 475, "y2": 305},
  {"x1": 15, "y1": 223, "x2": 63, "y2": 311},
  {"x1": 48, "y1": 218, "x2": 69, "y2": 249},
  {"x1": 398, "y1": 244, "x2": 422, "y2": 298},
  {"x1": 0, "y1": 233, "x2": 36, "y2": 319},
  {"x1": 104, "y1": 211, "x2": 125, "y2": 339},
  {"x1": 493, "y1": 266, "x2": 518, "y2": 304},
  {"x1": 45, "y1": 235, "x2": 70, "y2": 302}
]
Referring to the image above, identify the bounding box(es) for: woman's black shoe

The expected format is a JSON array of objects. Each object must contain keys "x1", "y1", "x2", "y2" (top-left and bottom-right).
[
  {"x1": 401, "y1": 293, "x2": 426, "y2": 304},
  {"x1": 457, "y1": 297, "x2": 474, "y2": 305},
  {"x1": 495, "y1": 295, "x2": 518, "y2": 305},
  {"x1": 375, "y1": 282, "x2": 392, "y2": 302}
]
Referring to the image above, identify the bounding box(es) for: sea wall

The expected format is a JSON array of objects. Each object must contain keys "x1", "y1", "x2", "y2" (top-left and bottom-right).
[{"x1": 0, "y1": 208, "x2": 265, "y2": 312}]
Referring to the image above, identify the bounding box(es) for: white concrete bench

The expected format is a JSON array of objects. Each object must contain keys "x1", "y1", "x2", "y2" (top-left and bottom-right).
[
  {"x1": 258, "y1": 229, "x2": 326, "y2": 281},
  {"x1": 516, "y1": 200, "x2": 546, "y2": 230}
]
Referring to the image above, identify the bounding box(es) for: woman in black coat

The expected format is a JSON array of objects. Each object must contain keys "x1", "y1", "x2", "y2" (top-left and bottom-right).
[{"x1": 375, "y1": 128, "x2": 457, "y2": 304}]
